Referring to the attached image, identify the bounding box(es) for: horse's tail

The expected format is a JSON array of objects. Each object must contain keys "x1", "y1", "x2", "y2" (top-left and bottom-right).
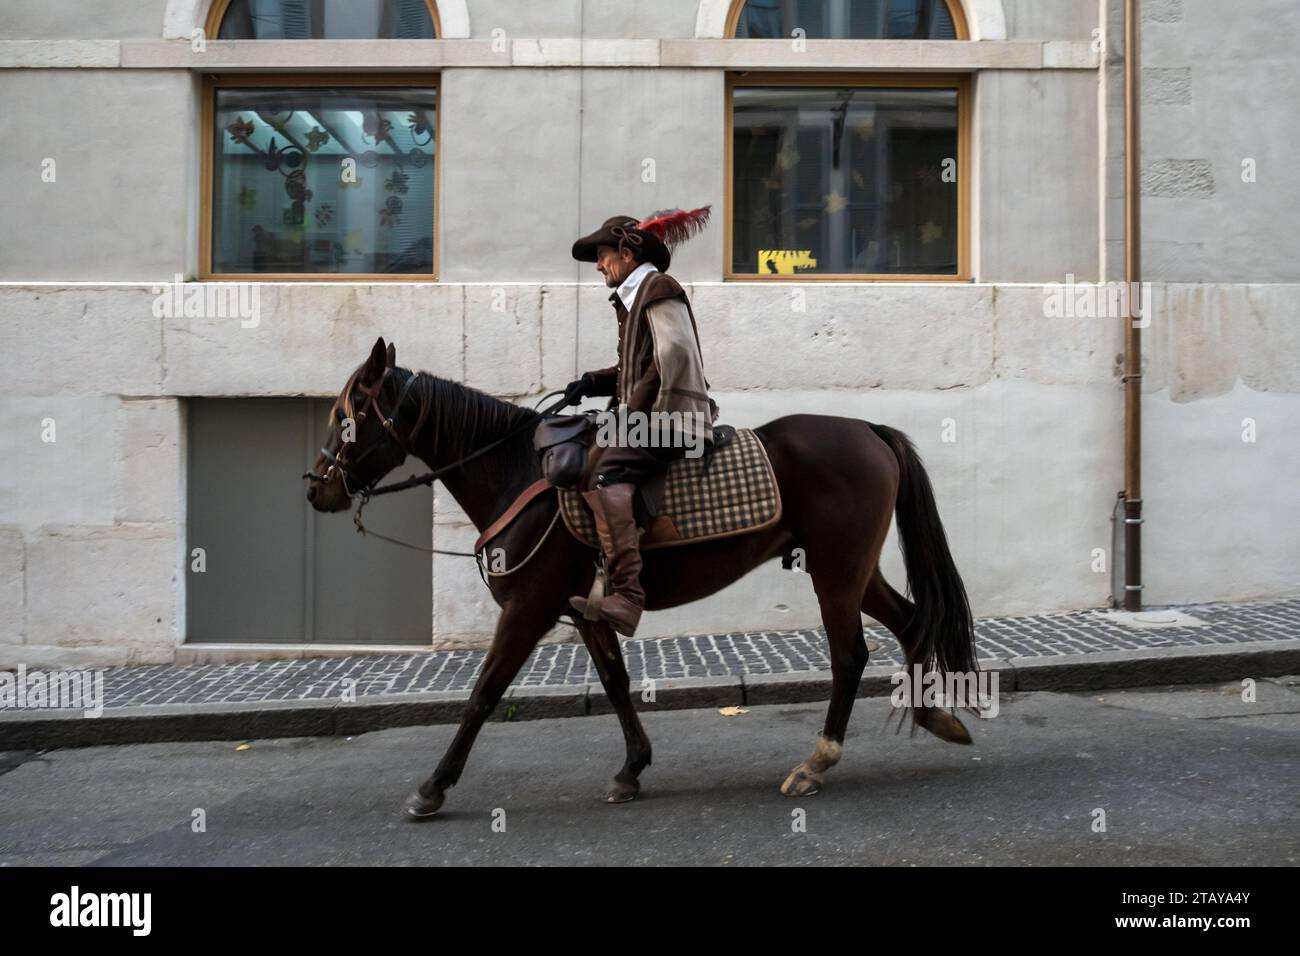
[{"x1": 869, "y1": 424, "x2": 978, "y2": 678}]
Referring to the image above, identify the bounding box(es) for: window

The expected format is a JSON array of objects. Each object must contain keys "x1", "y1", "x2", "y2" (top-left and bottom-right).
[
  {"x1": 211, "y1": 0, "x2": 438, "y2": 39},
  {"x1": 728, "y1": 74, "x2": 968, "y2": 279},
  {"x1": 202, "y1": 75, "x2": 438, "y2": 278},
  {"x1": 200, "y1": 3, "x2": 443, "y2": 278},
  {"x1": 725, "y1": 2, "x2": 972, "y2": 279},
  {"x1": 731, "y1": 0, "x2": 965, "y2": 39}
]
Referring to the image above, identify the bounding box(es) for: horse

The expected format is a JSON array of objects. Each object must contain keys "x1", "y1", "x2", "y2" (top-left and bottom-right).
[{"x1": 305, "y1": 337, "x2": 978, "y2": 819}]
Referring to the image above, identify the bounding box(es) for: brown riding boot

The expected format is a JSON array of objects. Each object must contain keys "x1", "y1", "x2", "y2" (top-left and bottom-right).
[{"x1": 569, "y1": 482, "x2": 645, "y2": 636}]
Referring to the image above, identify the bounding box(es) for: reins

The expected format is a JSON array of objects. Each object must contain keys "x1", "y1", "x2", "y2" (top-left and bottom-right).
[{"x1": 346, "y1": 384, "x2": 573, "y2": 575}]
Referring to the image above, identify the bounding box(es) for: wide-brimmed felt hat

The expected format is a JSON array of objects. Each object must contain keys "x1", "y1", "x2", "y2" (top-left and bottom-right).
[{"x1": 571, "y1": 206, "x2": 711, "y2": 274}]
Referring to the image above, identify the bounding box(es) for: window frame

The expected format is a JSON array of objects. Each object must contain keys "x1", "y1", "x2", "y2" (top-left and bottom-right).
[
  {"x1": 199, "y1": 72, "x2": 441, "y2": 281},
  {"x1": 205, "y1": 0, "x2": 443, "y2": 39},
  {"x1": 724, "y1": 71, "x2": 971, "y2": 283},
  {"x1": 724, "y1": 0, "x2": 970, "y2": 41}
]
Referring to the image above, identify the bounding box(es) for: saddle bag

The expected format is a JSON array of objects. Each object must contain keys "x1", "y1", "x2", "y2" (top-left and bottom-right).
[{"x1": 533, "y1": 412, "x2": 598, "y2": 489}]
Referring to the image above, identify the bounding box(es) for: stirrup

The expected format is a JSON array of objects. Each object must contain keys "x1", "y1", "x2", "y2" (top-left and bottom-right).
[{"x1": 581, "y1": 562, "x2": 608, "y2": 621}]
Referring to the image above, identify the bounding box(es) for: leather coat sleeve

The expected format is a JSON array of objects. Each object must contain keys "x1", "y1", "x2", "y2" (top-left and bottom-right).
[
  {"x1": 626, "y1": 360, "x2": 660, "y2": 416},
  {"x1": 583, "y1": 366, "x2": 618, "y2": 397}
]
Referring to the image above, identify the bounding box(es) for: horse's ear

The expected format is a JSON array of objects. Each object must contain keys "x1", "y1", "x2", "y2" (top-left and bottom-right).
[
  {"x1": 362, "y1": 337, "x2": 387, "y2": 384},
  {"x1": 386, "y1": 342, "x2": 396, "y2": 367}
]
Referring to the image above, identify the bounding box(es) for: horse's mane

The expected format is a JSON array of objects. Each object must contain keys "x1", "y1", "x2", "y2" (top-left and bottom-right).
[{"x1": 329, "y1": 365, "x2": 542, "y2": 480}]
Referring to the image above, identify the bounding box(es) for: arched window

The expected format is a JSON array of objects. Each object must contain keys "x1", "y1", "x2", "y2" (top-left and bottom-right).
[
  {"x1": 211, "y1": 0, "x2": 438, "y2": 40},
  {"x1": 200, "y1": 0, "x2": 443, "y2": 278},
  {"x1": 731, "y1": 0, "x2": 966, "y2": 40},
  {"x1": 724, "y1": 2, "x2": 972, "y2": 279}
]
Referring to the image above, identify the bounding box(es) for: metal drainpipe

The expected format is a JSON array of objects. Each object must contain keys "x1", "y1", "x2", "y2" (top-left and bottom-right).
[{"x1": 1123, "y1": 0, "x2": 1143, "y2": 610}]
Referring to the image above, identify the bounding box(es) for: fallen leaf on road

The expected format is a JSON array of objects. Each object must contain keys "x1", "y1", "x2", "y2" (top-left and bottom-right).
[
  {"x1": 235, "y1": 743, "x2": 251, "y2": 751},
  {"x1": 718, "y1": 706, "x2": 749, "y2": 717}
]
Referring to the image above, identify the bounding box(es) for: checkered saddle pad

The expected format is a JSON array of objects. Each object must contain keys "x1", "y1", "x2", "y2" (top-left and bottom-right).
[{"x1": 558, "y1": 427, "x2": 782, "y2": 550}]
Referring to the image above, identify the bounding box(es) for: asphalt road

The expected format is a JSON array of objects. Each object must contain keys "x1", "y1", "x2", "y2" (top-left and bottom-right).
[{"x1": 2, "y1": 680, "x2": 1297, "y2": 866}]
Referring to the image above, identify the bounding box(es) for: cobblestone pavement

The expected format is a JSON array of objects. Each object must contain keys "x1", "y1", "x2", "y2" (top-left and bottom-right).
[{"x1": 84, "y1": 599, "x2": 1300, "y2": 709}]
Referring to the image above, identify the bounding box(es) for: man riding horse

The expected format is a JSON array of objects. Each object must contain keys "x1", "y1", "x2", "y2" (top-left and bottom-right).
[
  {"x1": 563, "y1": 207, "x2": 716, "y2": 638},
  {"x1": 308, "y1": 239, "x2": 979, "y2": 812}
]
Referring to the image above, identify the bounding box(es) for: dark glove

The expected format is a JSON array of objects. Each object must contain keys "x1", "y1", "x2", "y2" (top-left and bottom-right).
[{"x1": 562, "y1": 372, "x2": 595, "y2": 406}]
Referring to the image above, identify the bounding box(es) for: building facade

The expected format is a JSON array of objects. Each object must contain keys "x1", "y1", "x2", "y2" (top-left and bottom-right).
[{"x1": 1, "y1": 0, "x2": 1296, "y2": 668}]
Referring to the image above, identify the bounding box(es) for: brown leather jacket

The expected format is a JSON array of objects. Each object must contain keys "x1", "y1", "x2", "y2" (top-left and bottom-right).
[{"x1": 584, "y1": 270, "x2": 716, "y2": 444}]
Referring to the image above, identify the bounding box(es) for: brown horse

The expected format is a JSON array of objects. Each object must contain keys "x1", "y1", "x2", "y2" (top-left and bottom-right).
[{"x1": 306, "y1": 338, "x2": 978, "y2": 818}]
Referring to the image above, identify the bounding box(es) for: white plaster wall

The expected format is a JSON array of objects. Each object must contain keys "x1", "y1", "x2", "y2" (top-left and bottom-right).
[
  {"x1": 1135, "y1": 286, "x2": 1300, "y2": 594},
  {"x1": 0, "y1": 70, "x2": 197, "y2": 280},
  {"x1": 576, "y1": 69, "x2": 724, "y2": 283},
  {"x1": 1144, "y1": 381, "x2": 1300, "y2": 604},
  {"x1": 19, "y1": 524, "x2": 177, "y2": 667},
  {"x1": 0, "y1": 390, "x2": 181, "y2": 669},
  {"x1": 467, "y1": 0, "x2": 701, "y2": 40},
  {"x1": 1140, "y1": 0, "x2": 1300, "y2": 283},
  {"x1": 977, "y1": 69, "x2": 1101, "y2": 281},
  {"x1": 0, "y1": 0, "x2": 169, "y2": 39},
  {"x1": 1101, "y1": 0, "x2": 1126, "y2": 282},
  {"x1": 437, "y1": 69, "x2": 583, "y2": 282},
  {"x1": 1001, "y1": 0, "x2": 1097, "y2": 41},
  {"x1": 437, "y1": 67, "x2": 723, "y2": 284}
]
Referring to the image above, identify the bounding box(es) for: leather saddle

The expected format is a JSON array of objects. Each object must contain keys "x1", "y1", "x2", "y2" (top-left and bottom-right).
[{"x1": 556, "y1": 424, "x2": 780, "y2": 551}]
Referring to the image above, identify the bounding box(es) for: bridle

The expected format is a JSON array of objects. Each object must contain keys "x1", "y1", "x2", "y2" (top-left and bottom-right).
[
  {"x1": 304, "y1": 370, "x2": 572, "y2": 565},
  {"x1": 304, "y1": 370, "x2": 575, "y2": 585},
  {"x1": 303, "y1": 367, "x2": 428, "y2": 498}
]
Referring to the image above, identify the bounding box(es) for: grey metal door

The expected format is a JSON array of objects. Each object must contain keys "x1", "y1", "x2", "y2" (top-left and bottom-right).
[{"x1": 186, "y1": 398, "x2": 432, "y2": 644}]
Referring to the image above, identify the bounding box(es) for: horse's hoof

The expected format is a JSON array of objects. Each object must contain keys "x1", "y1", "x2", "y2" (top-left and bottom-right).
[
  {"x1": 404, "y1": 789, "x2": 445, "y2": 820},
  {"x1": 780, "y1": 766, "x2": 822, "y2": 797},
  {"x1": 919, "y1": 710, "x2": 973, "y2": 745},
  {"x1": 606, "y1": 780, "x2": 639, "y2": 804}
]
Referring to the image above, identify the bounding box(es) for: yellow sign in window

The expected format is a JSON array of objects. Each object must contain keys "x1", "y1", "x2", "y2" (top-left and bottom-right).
[{"x1": 758, "y1": 250, "x2": 818, "y2": 274}]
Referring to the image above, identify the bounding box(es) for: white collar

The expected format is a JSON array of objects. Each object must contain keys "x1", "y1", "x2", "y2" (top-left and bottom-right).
[{"x1": 615, "y1": 261, "x2": 659, "y2": 312}]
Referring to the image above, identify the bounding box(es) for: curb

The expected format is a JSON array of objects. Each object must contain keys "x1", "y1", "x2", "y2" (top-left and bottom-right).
[{"x1": 2, "y1": 639, "x2": 1297, "y2": 750}]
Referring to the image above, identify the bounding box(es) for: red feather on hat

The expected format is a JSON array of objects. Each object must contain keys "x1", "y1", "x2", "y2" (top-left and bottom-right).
[{"x1": 635, "y1": 205, "x2": 712, "y2": 247}]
